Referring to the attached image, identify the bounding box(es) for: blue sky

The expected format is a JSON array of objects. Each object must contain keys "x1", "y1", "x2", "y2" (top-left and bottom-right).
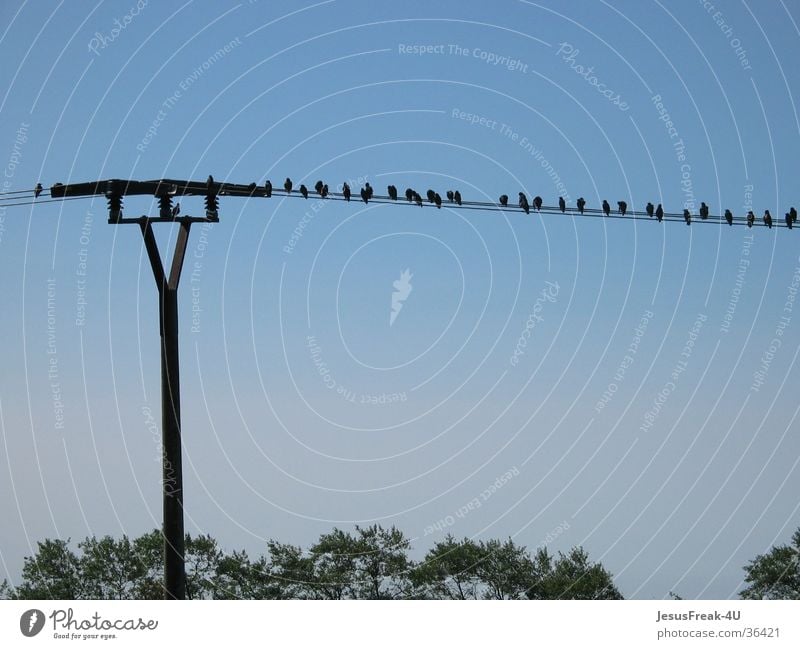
[{"x1": 1, "y1": 0, "x2": 799, "y2": 599}]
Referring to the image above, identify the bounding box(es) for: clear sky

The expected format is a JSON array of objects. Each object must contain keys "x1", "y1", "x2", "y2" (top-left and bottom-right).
[{"x1": 1, "y1": 0, "x2": 799, "y2": 599}]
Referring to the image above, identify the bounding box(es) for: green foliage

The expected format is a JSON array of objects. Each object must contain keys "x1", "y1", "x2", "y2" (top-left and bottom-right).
[
  {"x1": 2, "y1": 525, "x2": 624, "y2": 600},
  {"x1": 15, "y1": 539, "x2": 82, "y2": 599},
  {"x1": 535, "y1": 546, "x2": 622, "y2": 600},
  {"x1": 740, "y1": 528, "x2": 800, "y2": 600}
]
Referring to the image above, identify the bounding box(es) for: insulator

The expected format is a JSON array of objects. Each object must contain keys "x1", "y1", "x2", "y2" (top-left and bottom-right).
[
  {"x1": 205, "y1": 192, "x2": 219, "y2": 218},
  {"x1": 107, "y1": 193, "x2": 123, "y2": 222},
  {"x1": 159, "y1": 195, "x2": 173, "y2": 219}
]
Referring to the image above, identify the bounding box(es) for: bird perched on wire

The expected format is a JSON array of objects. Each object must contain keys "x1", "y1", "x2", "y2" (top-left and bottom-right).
[
  {"x1": 34, "y1": 183, "x2": 43, "y2": 198},
  {"x1": 559, "y1": 196, "x2": 566, "y2": 213},
  {"x1": 405, "y1": 188, "x2": 414, "y2": 202},
  {"x1": 343, "y1": 183, "x2": 351, "y2": 201},
  {"x1": 656, "y1": 204, "x2": 664, "y2": 222},
  {"x1": 446, "y1": 190, "x2": 454, "y2": 202},
  {"x1": 172, "y1": 202, "x2": 180, "y2": 218},
  {"x1": 684, "y1": 209, "x2": 691, "y2": 225},
  {"x1": 426, "y1": 189, "x2": 436, "y2": 204},
  {"x1": 414, "y1": 192, "x2": 423, "y2": 207},
  {"x1": 519, "y1": 192, "x2": 530, "y2": 214},
  {"x1": 499, "y1": 194, "x2": 508, "y2": 207},
  {"x1": 265, "y1": 180, "x2": 272, "y2": 197},
  {"x1": 747, "y1": 211, "x2": 755, "y2": 227},
  {"x1": 454, "y1": 190, "x2": 462, "y2": 206},
  {"x1": 207, "y1": 174, "x2": 214, "y2": 189},
  {"x1": 577, "y1": 197, "x2": 586, "y2": 214},
  {"x1": 646, "y1": 202, "x2": 654, "y2": 217},
  {"x1": 321, "y1": 184, "x2": 329, "y2": 198},
  {"x1": 618, "y1": 201, "x2": 627, "y2": 216},
  {"x1": 533, "y1": 196, "x2": 542, "y2": 212},
  {"x1": 699, "y1": 202, "x2": 709, "y2": 219},
  {"x1": 365, "y1": 182, "x2": 373, "y2": 200},
  {"x1": 786, "y1": 213, "x2": 793, "y2": 229},
  {"x1": 360, "y1": 186, "x2": 369, "y2": 203},
  {"x1": 284, "y1": 178, "x2": 292, "y2": 194},
  {"x1": 434, "y1": 193, "x2": 442, "y2": 208},
  {"x1": 602, "y1": 200, "x2": 610, "y2": 216},
  {"x1": 315, "y1": 180, "x2": 324, "y2": 196},
  {"x1": 299, "y1": 184, "x2": 309, "y2": 199},
  {"x1": 388, "y1": 185, "x2": 398, "y2": 201},
  {"x1": 247, "y1": 182, "x2": 258, "y2": 195},
  {"x1": 725, "y1": 209, "x2": 733, "y2": 226},
  {"x1": 790, "y1": 206, "x2": 797, "y2": 223},
  {"x1": 764, "y1": 210, "x2": 772, "y2": 228}
]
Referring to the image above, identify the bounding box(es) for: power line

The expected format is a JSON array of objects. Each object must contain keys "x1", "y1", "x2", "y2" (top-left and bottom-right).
[{"x1": 34, "y1": 177, "x2": 794, "y2": 229}]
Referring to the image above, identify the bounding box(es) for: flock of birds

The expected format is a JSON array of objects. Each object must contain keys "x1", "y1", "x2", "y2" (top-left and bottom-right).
[
  {"x1": 40, "y1": 176, "x2": 787, "y2": 229},
  {"x1": 261, "y1": 178, "x2": 795, "y2": 229}
]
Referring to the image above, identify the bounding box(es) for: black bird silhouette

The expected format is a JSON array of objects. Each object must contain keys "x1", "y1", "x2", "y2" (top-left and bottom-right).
[
  {"x1": 284, "y1": 178, "x2": 292, "y2": 194},
  {"x1": 725, "y1": 209, "x2": 733, "y2": 226},
  {"x1": 388, "y1": 185, "x2": 398, "y2": 201},
  {"x1": 299, "y1": 184, "x2": 309, "y2": 199},
  {"x1": 747, "y1": 211, "x2": 755, "y2": 227},
  {"x1": 764, "y1": 210, "x2": 772, "y2": 228},
  {"x1": 247, "y1": 182, "x2": 258, "y2": 195},
  {"x1": 314, "y1": 180, "x2": 324, "y2": 195},
  {"x1": 646, "y1": 202, "x2": 654, "y2": 217},
  {"x1": 790, "y1": 206, "x2": 797, "y2": 223},
  {"x1": 446, "y1": 190, "x2": 454, "y2": 202},
  {"x1": 426, "y1": 189, "x2": 436, "y2": 204},
  {"x1": 533, "y1": 196, "x2": 542, "y2": 212},
  {"x1": 343, "y1": 183, "x2": 351, "y2": 201},
  {"x1": 434, "y1": 193, "x2": 442, "y2": 208},
  {"x1": 265, "y1": 180, "x2": 272, "y2": 197},
  {"x1": 618, "y1": 201, "x2": 627, "y2": 216},
  {"x1": 365, "y1": 182, "x2": 373, "y2": 199},
  {"x1": 414, "y1": 192, "x2": 423, "y2": 207},
  {"x1": 786, "y1": 213, "x2": 793, "y2": 229},
  {"x1": 577, "y1": 197, "x2": 586, "y2": 214},
  {"x1": 454, "y1": 190, "x2": 462, "y2": 206},
  {"x1": 34, "y1": 183, "x2": 43, "y2": 198},
  {"x1": 699, "y1": 202, "x2": 709, "y2": 219},
  {"x1": 405, "y1": 188, "x2": 414, "y2": 202},
  {"x1": 499, "y1": 194, "x2": 509, "y2": 207},
  {"x1": 559, "y1": 196, "x2": 566, "y2": 213},
  {"x1": 321, "y1": 184, "x2": 329, "y2": 198},
  {"x1": 656, "y1": 204, "x2": 664, "y2": 222},
  {"x1": 172, "y1": 202, "x2": 180, "y2": 218},
  {"x1": 602, "y1": 200, "x2": 611, "y2": 216},
  {"x1": 684, "y1": 209, "x2": 691, "y2": 225},
  {"x1": 360, "y1": 186, "x2": 369, "y2": 203},
  {"x1": 519, "y1": 192, "x2": 530, "y2": 214},
  {"x1": 207, "y1": 174, "x2": 214, "y2": 189}
]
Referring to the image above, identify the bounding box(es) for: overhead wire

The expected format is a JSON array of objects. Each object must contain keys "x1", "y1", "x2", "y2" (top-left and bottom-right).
[{"x1": 0, "y1": 180, "x2": 794, "y2": 229}]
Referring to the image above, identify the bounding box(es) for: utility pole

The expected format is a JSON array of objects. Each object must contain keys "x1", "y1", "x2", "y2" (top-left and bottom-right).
[{"x1": 50, "y1": 177, "x2": 235, "y2": 599}]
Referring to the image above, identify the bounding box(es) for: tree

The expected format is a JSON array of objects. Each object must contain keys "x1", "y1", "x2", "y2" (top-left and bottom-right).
[
  {"x1": 351, "y1": 524, "x2": 412, "y2": 599},
  {"x1": 184, "y1": 533, "x2": 223, "y2": 600},
  {"x1": 15, "y1": 539, "x2": 82, "y2": 599},
  {"x1": 79, "y1": 535, "x2": 143, "y2": 599},
  {"x1": 535, "y1": 546, "x2": 622, "y2": 600},
  {"x1": 411, "y1": 535, "x2": 483, "y2": 599},
  {"x1": 266, "y1": 541, "x2": 314, "y2": 599},
  {"x1": 475, "y1": 538, "x2": 535, "y2": 600},
  {"x1": 740, "y1": 528, "x2": 800, "y2": 599},
  {"x1": 307, "y1": 528, "x2": 359, "y2": 599},
  {"x1": 131, "y1": 530, "x2": 165, "y2": 599},
  {"x1": 214, "y1": 550, "x2": 275, "y2": 599},
  {"x1": 0, "y1": 578, "x2": 15, "y2": 599}
]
